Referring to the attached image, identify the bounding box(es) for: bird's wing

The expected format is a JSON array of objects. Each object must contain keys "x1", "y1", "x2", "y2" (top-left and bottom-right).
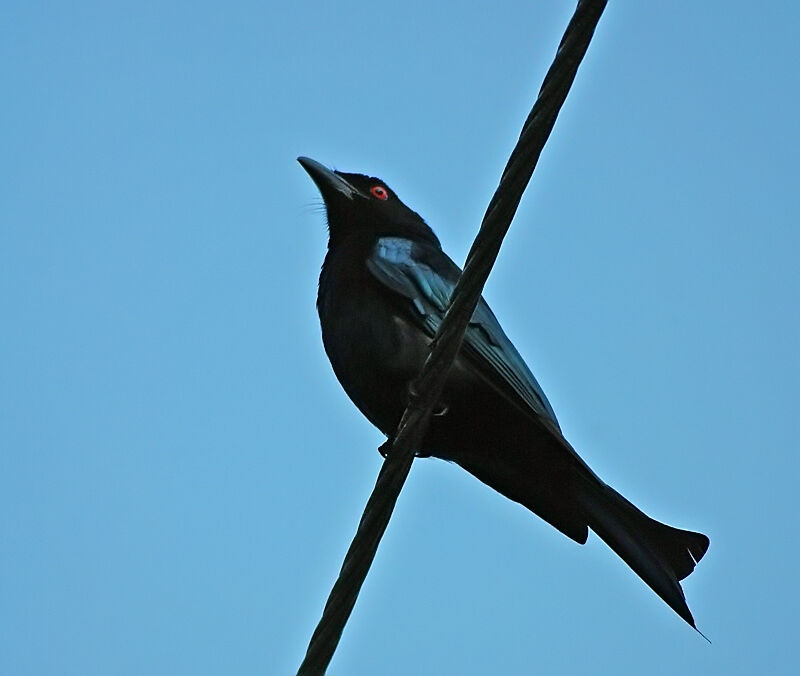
[{"x1": 366, "y1": 236, "x2": 561, "y2": 430}]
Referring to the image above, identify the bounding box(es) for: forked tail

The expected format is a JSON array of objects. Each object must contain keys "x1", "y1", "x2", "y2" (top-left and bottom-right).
[{"x1": 578, "y1": 479, "x2": 710, "y2": 630}]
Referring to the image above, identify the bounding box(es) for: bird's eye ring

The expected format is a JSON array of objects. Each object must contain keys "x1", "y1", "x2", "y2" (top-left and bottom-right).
[{"x1": 370, "y1": 185, "x2": 388, "y2": 200}]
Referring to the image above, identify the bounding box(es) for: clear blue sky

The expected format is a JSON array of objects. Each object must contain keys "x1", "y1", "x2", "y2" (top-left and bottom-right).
[{"x1": 2, "y1": 2, "x2": 798, "y2": 674}]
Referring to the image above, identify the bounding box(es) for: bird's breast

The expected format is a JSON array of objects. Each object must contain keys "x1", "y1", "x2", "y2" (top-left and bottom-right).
[
  {"x1": 318, "y1": 262, "x2": 431, "y2": 435},
  {"x1": 316, "y1": 247, "x2": 505, "y2": 452}
]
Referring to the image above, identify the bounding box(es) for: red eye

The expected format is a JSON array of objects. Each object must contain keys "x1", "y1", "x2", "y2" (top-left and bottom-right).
[{"x1": 370, "y1": 185, "x2": 388, "y2": 200}]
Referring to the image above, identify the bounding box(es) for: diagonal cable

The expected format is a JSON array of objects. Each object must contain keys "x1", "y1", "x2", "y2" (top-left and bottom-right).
[{"x1": 297, "y1": 2, "x2": 608, "y2": 673}]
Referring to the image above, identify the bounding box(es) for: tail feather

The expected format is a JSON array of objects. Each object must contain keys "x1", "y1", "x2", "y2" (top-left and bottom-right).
[{"x1": 578, "y1": 480, "x2": 709, "y2": 628}]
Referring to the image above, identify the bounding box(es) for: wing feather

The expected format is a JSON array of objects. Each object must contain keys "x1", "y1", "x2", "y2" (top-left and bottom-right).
[{"x1": 367, "y1": 236, "x2": 560, "y2": 429}]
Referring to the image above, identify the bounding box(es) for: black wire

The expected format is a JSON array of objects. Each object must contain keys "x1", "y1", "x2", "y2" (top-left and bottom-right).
[{"x1": 297, "y1": 2, "x2": 608, "y2": 673}]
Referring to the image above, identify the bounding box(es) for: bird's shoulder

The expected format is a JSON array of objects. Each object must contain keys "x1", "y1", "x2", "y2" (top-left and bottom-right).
[{"x1": 365, "y1": 234, "x2": 564, "y2": 427}]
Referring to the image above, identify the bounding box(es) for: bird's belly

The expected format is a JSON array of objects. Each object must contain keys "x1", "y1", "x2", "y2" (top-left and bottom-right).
[
  {"x1": 321, "y1": 298, "x2": 432, "y2": 436},
  {"x1": 321, "y1": 297, "x2": 525, "y2": 458}
]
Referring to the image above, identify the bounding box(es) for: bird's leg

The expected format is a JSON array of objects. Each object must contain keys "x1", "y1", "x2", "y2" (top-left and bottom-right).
[{"x1": 378, "y1": 439, "x2": 393, "y2": 458}]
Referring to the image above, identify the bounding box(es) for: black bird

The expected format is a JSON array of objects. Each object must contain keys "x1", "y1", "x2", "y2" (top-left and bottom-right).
[{"x1": 298, "y1": 156, "x2": 709, "y2": 631}]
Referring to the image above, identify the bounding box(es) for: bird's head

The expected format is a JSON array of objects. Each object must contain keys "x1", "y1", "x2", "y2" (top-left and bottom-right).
[{"x1": 298, "y1": 156, "x2": 439, "y2": 249}]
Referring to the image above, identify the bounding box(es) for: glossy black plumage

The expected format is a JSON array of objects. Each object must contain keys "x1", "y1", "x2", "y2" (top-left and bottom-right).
[{"x1": 299, "y1": 156, "x2": 709, "y2": 630}]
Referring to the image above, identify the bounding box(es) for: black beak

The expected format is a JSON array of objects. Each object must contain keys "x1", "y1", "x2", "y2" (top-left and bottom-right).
[{"x1": 297, "y1": 156, "x2": 365, "y2": 201}]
